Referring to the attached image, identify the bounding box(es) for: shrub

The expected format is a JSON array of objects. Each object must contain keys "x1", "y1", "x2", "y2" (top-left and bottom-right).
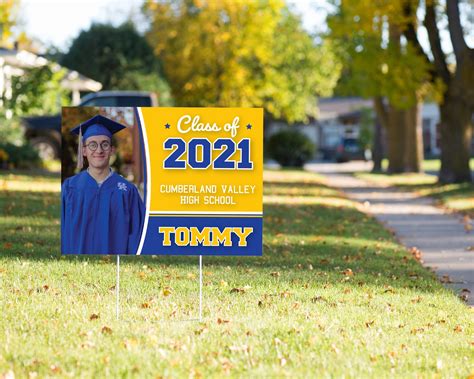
[
  {"x1": 0, "y1": 142, "x2": 41, "y2": 169},
  {"x1": 0, "y1": 116, "x2": 24, "y2": 145},
  {"x1": 267, "y1": 129, "x2": 315, "y2": 167}
]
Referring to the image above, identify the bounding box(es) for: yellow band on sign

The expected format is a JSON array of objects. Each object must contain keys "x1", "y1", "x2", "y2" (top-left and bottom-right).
[{"x1": 140, "y1": 107, "x2": 263, "y2": 214}]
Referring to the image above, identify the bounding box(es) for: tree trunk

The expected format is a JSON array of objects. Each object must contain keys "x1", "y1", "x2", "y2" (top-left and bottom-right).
[
  {"x1": 438, "y1": 96, "x2": 472, "y2": 183},
  {"x1": 403, "y1": 100, "x2": 424, "y2": 172},
  {"x1": 372, "y1": 120, "x2": 383, "y2": 172},
  {"x1": 386, "y1": 107, "x2": 406, "y2": 173}
]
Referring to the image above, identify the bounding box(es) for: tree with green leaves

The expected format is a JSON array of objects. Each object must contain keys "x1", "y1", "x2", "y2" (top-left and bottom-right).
[
  {"x1": 328, "y1": 1, "x2": 433, "y2": 173},
  {"x1": 144, "y1": 0, "x2": 340, "y2": 123},
  {"x1": 61, "y1": 22, "x2": 172, "y2": 104},
  {"x1": 5, "y1": 63, "x2": 70, "y2": 116}
]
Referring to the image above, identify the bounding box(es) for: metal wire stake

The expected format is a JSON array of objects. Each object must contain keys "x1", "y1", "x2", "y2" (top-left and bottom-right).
[
  {"x1": 199, "y1": 255, "x2": 202, "y2": 321},
  {"x1": 116, "y1": 255, "x2": 120, "y2": 321}
]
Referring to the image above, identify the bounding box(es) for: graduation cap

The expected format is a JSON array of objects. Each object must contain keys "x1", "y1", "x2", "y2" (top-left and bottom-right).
[{"x1": 71, "y1": 115, "x2": 127, "y2": 170}]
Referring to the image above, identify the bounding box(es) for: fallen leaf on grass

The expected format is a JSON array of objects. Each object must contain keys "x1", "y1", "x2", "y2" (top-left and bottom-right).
[
  {"x1": 410, "y1": 247, "x2": 423, "y2": 262},
  {"x1": 141, "y1": 302, "x2": 150, "y2": 309},
  {"x1": 101, "y1": 326, "x2": 113, "y2": 334},
  {"x1": 440, "y1": 275, "x2": 453, "y2": 283},
  {"x1": 311, "y1": 296, "x2": 327, "y2": 303},
  {"x1": 453, "y1": 325, "x2": 463, "y2": 333},
  {"x1": 50, "y1": 365, "x2": 61, "y2": 374},
  {"x1": 365, "y1": 320, "x2": 375, "y2": 328},
  {"x1": 342, "y1": 268, "x2": 354, "y2": 277},
  {"x1": 3, "y1": 243, "x2": 12, "y2": 249},
  {"x1": 162, "y1": 287, "x2": 172, "y2": 297},
  {"x1": 270, "y1": 271, "x2": 280, "y2": 278},
  {"x1": 194, "y1": 326, "x2": 208, "y2": 335},
  {"x1": 230, "y1": 286, "x2": 251, "y2": 294},
  {"x1": 217, "y1": 318, "x2": 230, "y2": 324},
  {"x1": 80, "y1": 341, "x2": 95, "y2": 349},
  {"x1": 280, "y1": 290, "x2": 291, "y2": 298},
  {"x1": 410, "y1": 327, "x2": 424, "y2": 335},
  {"x1": 89, "y1": 313, "x2": 99, "y2": 321}
]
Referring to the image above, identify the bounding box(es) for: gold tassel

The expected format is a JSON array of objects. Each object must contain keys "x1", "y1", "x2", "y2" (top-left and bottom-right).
[{"x1": 77, "y1": 125, "x2": 83, "y2": 170}]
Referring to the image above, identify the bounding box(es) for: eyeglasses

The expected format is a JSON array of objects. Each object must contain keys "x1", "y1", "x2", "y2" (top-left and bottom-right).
[{"x1": 85, "y1": 141, "x2": 111, "y2": 152}]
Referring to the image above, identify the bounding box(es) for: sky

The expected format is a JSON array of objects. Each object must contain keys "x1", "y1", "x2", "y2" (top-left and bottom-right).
[
  {"x1": 19, "y1": 0, "x2": 328, "y2": 51},
  {"x1": 17, "y1": 0, "x2": 472, "y2": 56}
]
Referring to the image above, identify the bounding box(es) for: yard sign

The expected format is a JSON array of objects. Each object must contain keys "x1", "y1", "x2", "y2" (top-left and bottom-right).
[{"x1": 137, "y1": 107, "x2": 263, "y2": 256}]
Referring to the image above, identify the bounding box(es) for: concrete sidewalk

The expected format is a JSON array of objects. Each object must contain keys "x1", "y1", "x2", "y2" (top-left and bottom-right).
[{"x1": 305, "y1": 162, "x2": 474, "y2": 306}]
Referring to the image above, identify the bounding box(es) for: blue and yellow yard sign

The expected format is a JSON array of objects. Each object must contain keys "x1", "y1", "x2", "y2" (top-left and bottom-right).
[{"x1": 137, "y1": 107, "x2": 263, "y2": 256}]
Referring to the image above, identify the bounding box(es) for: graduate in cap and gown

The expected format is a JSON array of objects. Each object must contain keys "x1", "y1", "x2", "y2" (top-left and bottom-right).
[{"x1": 61, "y1": 115, "x2": 145, "y2": 255}]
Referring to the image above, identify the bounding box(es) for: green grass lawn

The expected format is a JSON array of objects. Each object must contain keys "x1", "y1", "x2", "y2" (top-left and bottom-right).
[
  {"x1": 0, "y1": 170, "x2": 472, "y2": 378},
  {"x1": 379, "y1": 158, "x2": 474, "y2": 173}
]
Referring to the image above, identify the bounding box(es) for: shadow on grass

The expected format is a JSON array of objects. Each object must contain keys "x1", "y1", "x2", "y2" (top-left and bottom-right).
[
  {"x1": 0, "y1": 191, "x2": 60, "y2": 218},
  {"x1": 356, "y1": 172, "x2": 474, "y2": 215},
  {"x1": 0, "y1": 169, "x2": 61, "y2": 179},
  {"x1": 0, "y1": 187, "x2": 441, "y2": 293},
  {"x1": 263, "y1": 181, "x2": 347, "y2": 198}
]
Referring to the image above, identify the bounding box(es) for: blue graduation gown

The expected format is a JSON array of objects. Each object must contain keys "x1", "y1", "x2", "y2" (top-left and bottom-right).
[{"x1": 61, "y1": 171, "x2": 145, "y2": 255}]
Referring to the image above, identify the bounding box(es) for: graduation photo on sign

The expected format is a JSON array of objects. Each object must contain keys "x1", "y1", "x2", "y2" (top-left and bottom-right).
[{"x1": 61, "y1": 107, "x2": 146, "y2": 255}]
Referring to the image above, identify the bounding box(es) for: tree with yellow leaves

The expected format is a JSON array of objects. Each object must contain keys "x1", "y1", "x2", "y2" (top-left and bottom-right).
[
  {"x1": 0, "y1": 0, "x2": 19, "y2": 47},
  {"x1": 144, "y1": 0, "x2": 340, "y2": 123}
]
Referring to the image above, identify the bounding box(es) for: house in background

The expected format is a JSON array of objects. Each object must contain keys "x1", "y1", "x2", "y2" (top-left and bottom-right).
[
  {"x1": 265, "y1": 97, "x2": 443, "y2": 160},
  {"x1": 0, "y1": 47, "x2": 102, "y2": 117}
]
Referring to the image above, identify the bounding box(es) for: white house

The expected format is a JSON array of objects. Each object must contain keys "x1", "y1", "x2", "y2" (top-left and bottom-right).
[{"x1": 0, "y1": 47, "x2": 102, "y2": 117}]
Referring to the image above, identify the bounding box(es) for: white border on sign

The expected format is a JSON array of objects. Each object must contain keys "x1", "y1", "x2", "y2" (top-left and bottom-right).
[{"x1": 136, "y1": 107, "x2": 151, "y2": 256}]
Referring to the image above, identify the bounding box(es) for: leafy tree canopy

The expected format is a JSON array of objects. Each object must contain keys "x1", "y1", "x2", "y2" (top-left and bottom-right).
[
  {"x1": 61, "y1": 22, "x2": 172, "y2": 104},
  {"x1": 144, "y1": 0, "x2": 341, "y2": 122},
  {"x1": 328, "y1": 0, "x2": 441, "y2": 109}
]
